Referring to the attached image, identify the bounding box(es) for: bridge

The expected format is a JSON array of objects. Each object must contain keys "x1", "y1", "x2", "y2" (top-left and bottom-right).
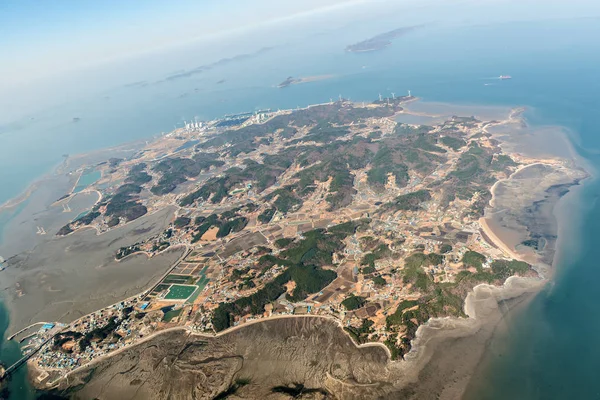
[
  {"x1": 0, "y1": 337, "x2": 51, "y2": 380},
  {"x1": 1, "y1": 326, "x2": 62, "y2": 380}
]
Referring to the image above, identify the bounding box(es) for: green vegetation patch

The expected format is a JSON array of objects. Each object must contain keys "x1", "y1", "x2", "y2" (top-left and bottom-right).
[
  {"x1": 258, "y1": 208, "x2": 276, "y2": 223},
  {"x1": 384, "y1": 190, "x2": 431, "y2": 212},
  {"x1": 344, "y1": 319, "x2": 374, "y2": 344},
  {"x1": 491, "y1": 154, "x2": 518, "y2": 171},
  {"x1": 367, "y1": 146, "x2": 410, "y2": 191},
  {"x1": 385, "y1": 281, "x2": 466, "y2": 358},
  {"x1": 456, "y1": 259, "x2": 531, "y2": 284},
  {"x1": 385, "y1": 334, "x2": 404, "y2": 360},
  {"x1": 372, "y1": 276, "x2": 387, "y2": 286},
  {"x1": 394, "y1": 124, "x2": 433, "y2": 136},
  {"x1": 280, "y1": 220, "x2": 367, "y2": 266},
  {"x1": 490, "y1": 259, "x2": 530, "y2": 280},
  {"x1": 103, "y1": 183, "x2": 148, "y2": 222},
  {"x1": 328, "y1": 219, "x2": 369, "y2": 237},
  {"x1": 126, "y1": 163, "x2": 152, "y2": 186},
  {"x1": 266, "y1": 186, "x2": 303, "y2": 214},
  {"x1": 191, "y1": 211, "x2": 248, "y2": 243},
  {"x1": 402, "y1": 252, "x2": 443, "y2": 292},
  {"x1": 275, "y1": 238, "x2": 294, "y2": 249},
  {"x1": 385, "y1": 300, "x2": 419, "y2": 327},
  {"x1": 440, "y1": 136, "x2": 467, "y2": 151},
  {"x1": 462, "y1": 251, "x2": 486, "y2": 270},
  {"x1": 440, "y1": 244, "x2": 453, "y2": 254},
  {"x1": 360, "y1": 244, "x2": 391, "y2": 268},
  {"x1": 151, "y1": 153, "x2": 224, "y2": 195},
  {"x1": 299, "y1": 122, "x2": 350, "y2": 143},
  {"x1": 341, "y1": 295, "x2": 367, "y2": 311},
  {"x1": 294, "y1": 159, "x2": 356, "y2": 210},
  {"x1": 116, "y1": 244, "x2": 141, "y2": 260},
  {"x1": 162, "y1": 308, "x2": 183, "y2": 322},
  {"x1": 412, "y1": 134, "x2": 446, "y2": 153},
  {"x1": 180, "y1": 156, "x2": 295, "y2": 206},
  {"x1": 174, "y1": 216, "x2": 191, "y2": 228},
  {"x1": 216, "y1": 217, "x2": 249, "y2": 238},
  {"x1": 440, "y1": 142, "x2": 497, "y2": 217},
  {"x1": 361, "y1": 265, "x2": 376, "y2": 275},
  {"x1": 78, "y1": 316, "x2": 122, "y2": 351},
  {"x1": 287, "y1": 264, "x2": 336, "y2": 301}
]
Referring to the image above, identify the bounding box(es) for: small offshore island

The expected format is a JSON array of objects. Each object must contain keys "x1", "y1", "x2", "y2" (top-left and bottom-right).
[
  {"x1": 346, "y1": 26, "x2": 422, "y2": 53},
  {"x1": 277, "y1": 75, "x2": 334, "y2": 88},
  {"x1": 0, "y1": 94, "x2": 585, "y2": 398}
]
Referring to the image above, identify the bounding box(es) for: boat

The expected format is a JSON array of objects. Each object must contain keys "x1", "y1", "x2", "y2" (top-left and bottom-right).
[{"x1": 499, "y1": 75, "x2": 512, "y2": 80}]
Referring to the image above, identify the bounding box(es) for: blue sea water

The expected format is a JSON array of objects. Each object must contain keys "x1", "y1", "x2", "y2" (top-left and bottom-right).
[
  {"x1": 1, "y1": 16, "x2": 600, "y2": 398},
  {"x1": 0, "y1": 303, "x2": 36, "y2": 399}
]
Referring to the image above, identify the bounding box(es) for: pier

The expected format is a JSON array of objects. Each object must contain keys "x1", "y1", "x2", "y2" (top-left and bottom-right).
[
  {"x1": 1, "y1": 324, "x2": 62, "y2": 380},
  {"x1": 6, "y1": 322, "x2": 48, "y2": 341},
  {"x1": 0, "y1": 336, "x2": 52, "y2": 380}
]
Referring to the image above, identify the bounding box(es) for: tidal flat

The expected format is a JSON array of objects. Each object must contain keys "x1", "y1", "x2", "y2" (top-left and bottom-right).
[
  {"x1": 50, "y1": 277, "x2": 542, "y2": 400},
  {"x1": 0, "y1": 176, "x2": 181, "y2": 335},
  {"x1": 1, "y1": 207, "x2": 182, "y2": 335}
]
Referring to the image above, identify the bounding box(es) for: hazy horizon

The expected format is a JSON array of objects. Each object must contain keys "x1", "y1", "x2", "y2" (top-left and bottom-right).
[{"x1": 1, "y1": 0, "x2": 599, "y2": 124}]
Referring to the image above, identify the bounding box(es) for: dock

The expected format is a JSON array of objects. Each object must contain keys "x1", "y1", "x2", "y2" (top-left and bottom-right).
[
  {"x1": 0, "y1": 336, "x2": 52, "y2": 380},
  {"x1": 1, "y1": 325, "x2": 62, "y2": 380},
  {"x1": 6, "y1": 322, "x2": 48, "y2": 341}
]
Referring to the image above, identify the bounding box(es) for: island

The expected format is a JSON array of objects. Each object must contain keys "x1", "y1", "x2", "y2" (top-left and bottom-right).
[
  {"x1": 277, "y1": 75, "x2": 334, "y2": 88},
  {"x1": 3, "y1": 95, "x2": 583, "y2": 398},
  {"x1": 346, "y1": 25, "x2": 422, "y2": 53},
  {"x1": 277, "y1": 76, "x2": 299, "y2": 88}
]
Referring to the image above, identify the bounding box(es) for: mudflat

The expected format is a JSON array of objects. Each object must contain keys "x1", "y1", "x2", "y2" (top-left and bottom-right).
[
  {"x1": 50, "y1": 279, "x2": 542, "y2": 400},
  {"x1": 52, "y1": 317, "x2": 398, "y2": 399},
  {"x1": 1, "y1": 206, "x2": 181, "y2": 335}
]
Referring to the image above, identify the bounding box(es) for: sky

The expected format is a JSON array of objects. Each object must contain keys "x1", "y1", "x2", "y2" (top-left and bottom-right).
[
  {"x1": 1, "y1": 0, "x2": 600, "y2": 123},
  {"x1": 3, "y1": 0, "x2": 600, "y2": 86},
  {"x1": 0, "y1": 0, "x2": 375, "y2": 87}
]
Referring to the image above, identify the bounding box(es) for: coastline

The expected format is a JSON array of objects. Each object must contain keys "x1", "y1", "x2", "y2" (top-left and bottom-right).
[
  {"x1": 0, "y1": 139, "x2": 146, "y2": 215},
  {"x1": 1, "y1": 206, "x2": 182, "y2": 337},
  {"x1": 39, "y1": 276, "x2": 544, "y2": 399},
  {"x1": 43, "y1": 314, "x2": 391, "y2": 388},
  {"x1": 396, "y1": 104, "x2": 591, "y2": 397},
  {"x1": 3, "y1": 100, "x2": 589, "y2": 398}
]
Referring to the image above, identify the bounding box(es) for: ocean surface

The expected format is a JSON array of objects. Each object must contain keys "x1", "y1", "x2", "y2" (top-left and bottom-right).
[{"x1": 1, "y1": 16, "x2": 600, "y2": 399}]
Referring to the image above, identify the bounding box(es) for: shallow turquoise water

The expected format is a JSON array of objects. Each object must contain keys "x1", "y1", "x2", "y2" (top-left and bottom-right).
[
  {"x1": 73, "y1": 210, "x2": 90, "y2": 221},
  {"x1": 72, "y1": 170, "x2": 101, "y2": 193},
  {"x1": 464, "y1": 177, "x2": 600, "y2": 399}
]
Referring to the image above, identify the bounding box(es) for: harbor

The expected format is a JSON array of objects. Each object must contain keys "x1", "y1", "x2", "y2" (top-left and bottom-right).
[{"x1": 1, "y1": 322, "x2": 64, "y2": 381}]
